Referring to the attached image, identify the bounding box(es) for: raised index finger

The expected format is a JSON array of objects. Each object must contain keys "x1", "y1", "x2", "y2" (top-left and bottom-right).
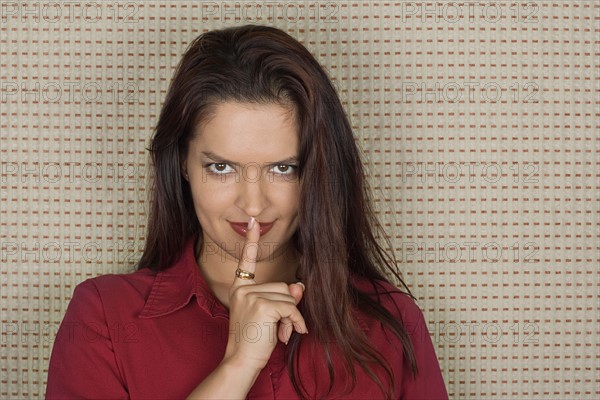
[{"x1": 231, "y1": 216, "x2": 260, "y2": 288}]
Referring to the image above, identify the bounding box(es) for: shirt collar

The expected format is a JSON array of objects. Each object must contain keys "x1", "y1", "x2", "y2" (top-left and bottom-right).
[
  {"x1": 137, "y1": 236, "x2": 370, "y2": 331},
  {"x1": 138, "y1": 235, "x2": 228, "y2": 319}
]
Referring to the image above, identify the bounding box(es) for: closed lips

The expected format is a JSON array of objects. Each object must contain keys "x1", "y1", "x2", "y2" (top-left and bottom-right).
[{"x1": 229, "y1": 221, "x2": 274, "y2": 235}]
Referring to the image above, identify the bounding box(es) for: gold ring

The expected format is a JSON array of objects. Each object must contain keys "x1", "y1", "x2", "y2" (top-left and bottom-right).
[{"x1": 235, "y1": 268, "x2": 255, "y2": 280}]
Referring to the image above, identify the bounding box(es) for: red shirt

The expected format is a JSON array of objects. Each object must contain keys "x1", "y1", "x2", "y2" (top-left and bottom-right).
[{"x1": 46, "y1": 238, "x2": 448, "y2": 399}]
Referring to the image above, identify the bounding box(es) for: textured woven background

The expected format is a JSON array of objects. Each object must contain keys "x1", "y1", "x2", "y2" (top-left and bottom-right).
[{"x1": 1, "y1": 1, "x2": 598, "y2": 398}]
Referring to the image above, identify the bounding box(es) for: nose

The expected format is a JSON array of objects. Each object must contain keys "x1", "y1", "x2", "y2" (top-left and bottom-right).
[{"x1": 234, "y1": 169, "x2": 269, "y2": 217}]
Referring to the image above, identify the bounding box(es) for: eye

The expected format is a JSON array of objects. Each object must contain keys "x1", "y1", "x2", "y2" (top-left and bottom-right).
[
  {"x1": 271, "y1": 164, "x2": 297, "y2": 175},
  {"x1": 205, "y1": 163, "x2": 235, "y2": 175}
]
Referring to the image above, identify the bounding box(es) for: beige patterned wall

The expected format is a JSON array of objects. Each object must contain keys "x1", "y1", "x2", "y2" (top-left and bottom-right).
[{"x1": 1, "y1": 1, "x2": 598, "y2": 398}]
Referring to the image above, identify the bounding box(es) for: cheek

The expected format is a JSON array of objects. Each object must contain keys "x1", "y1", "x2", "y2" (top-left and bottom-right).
[
  {"x1": 274, "y1": 184, "x2": 300, "y2": 215},
  {"x1": 190, "y1": 182, "x2": 233, "y2": 219}
]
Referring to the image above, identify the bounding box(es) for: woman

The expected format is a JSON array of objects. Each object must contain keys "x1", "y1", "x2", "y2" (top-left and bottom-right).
[{"x1": 46, "y1": 24, "x2": 448, "y2": 399}]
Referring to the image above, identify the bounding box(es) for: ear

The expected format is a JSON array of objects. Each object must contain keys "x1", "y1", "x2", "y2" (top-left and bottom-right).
[{"x1": 181, "y1": 159, "x2": 189, "y2": 181}]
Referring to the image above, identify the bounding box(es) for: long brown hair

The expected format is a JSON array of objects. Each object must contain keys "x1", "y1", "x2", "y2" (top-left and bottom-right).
[{"x1": 139, "y1": 24, "x2": 417, "y2": 398}]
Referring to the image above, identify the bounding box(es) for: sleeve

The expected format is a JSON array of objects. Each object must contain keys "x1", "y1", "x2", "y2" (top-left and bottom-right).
[
  {"x1": 46, "y1": 279, "x2": 129, "y2": 399},
  {"x1": 399, "y1": 297, "x2": 449, "y2": 400}
]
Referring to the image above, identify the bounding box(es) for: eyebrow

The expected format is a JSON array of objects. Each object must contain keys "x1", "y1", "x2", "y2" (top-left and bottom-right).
[{"x1": 200, "y1": 151, "x2": 298, "y2": 167}]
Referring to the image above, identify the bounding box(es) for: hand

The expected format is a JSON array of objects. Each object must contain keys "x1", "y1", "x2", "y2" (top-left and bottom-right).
[{"x1": 223, "y1": 217, "x2": 308, "y2": 372}]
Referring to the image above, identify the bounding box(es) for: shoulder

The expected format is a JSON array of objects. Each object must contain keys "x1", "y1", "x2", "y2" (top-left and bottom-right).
[
  {"x1": 67, "y1": 268, "x2": 157, "y2": 319},
  {"x1": 73, "y1": 268, "x2": 156, "y2": 298},
  {"x1": 352, "y1": 276, "x2": 426, "y2": 327},
  {"x1": 351, "y1": 277, "x2": 449, "y2": 398}
]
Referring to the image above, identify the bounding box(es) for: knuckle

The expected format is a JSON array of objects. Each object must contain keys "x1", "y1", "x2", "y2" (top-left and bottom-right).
[
  {"x1": 238, "y1": 285, "x2": 251, "y2": 295},
  {"x1": 284, "y1": 303, "x2": 299, "y2": 316},
  {"x1": 254, "y1": 298, "x2": 271, "y2": 313},
  {"x1": 231, "y1": 285, "x2": 249, "y2": 300},
  {"x1": 275, "y1": 282, "x2": 289, "y2": 292}
]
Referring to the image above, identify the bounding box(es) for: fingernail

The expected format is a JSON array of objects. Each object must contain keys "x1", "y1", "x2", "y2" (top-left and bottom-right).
[
  {"x1": 296, "y1": 282, "x2": 305, "y2": 291},
  {"x1": 248, "y1": 216, "x2": 255, "y2": 230}
]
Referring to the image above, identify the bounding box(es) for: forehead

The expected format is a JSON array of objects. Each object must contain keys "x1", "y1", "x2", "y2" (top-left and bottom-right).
[{"x1": 190, "y1": 101, "x2": 299, "y2": 161}]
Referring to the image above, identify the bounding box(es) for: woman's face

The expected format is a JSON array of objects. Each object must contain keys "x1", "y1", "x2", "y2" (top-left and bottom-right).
[{"x1": 183, "y1": 101, "x2": 300, "y2": 263}]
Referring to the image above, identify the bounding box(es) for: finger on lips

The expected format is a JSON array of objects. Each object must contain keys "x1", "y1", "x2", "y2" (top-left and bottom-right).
[
  {"x1": 232, "y1": 216, "x2": 258, "y2": 287},
  {"x1": 229, "y1": 216, "x2": 309, "y2": 341}
]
